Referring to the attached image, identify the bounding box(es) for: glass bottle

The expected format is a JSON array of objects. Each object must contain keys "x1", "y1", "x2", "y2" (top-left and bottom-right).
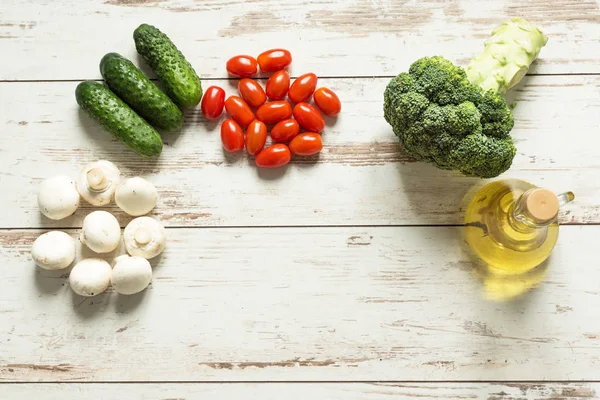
[{"x1": 464, "y1": 179, "x2": 574, "y2": 274}]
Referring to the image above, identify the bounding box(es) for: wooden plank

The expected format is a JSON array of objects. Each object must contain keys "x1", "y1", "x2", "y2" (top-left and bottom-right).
[
  {"x1": 1, "y1": 382, "x2": 599, "y2": 399},
  {"x1": 0, "y1": 0, "x2": 599, "y2": 80},
  {"x1": 1, "y1": 226, "x2": 599, "y2": 382},
  {"x1": 1, "y1": 76, "x2": 598, "y2": 228}
]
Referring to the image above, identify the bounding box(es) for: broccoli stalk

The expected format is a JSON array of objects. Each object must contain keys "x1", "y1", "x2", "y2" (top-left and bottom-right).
[
  {"x1": 466, "y1": 17, "x2": 548, "y2": 94},
  {"x1": 383, "y1": 18, "x2": 548, "y2": 178}
]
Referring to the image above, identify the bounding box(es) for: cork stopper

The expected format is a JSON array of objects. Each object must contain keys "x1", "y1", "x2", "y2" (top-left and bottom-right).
[{"x1": 524, "y1": 188, "x2": 559, "y2": 223}]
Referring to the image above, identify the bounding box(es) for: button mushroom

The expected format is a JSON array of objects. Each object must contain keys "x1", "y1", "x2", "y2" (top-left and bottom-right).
[
  {"x1": 115, "y1": 177, "x2": 158, "y2": 217},
  {"x1": 123, "y1": 216, "x2": 166, "y2": 259},
  {"x1": 111, "y1": 255, "x2": 152, "y2": 295},
  {"x1": 76, "y1": 160, "x2": 121, "y2": 206},
  {"x1": 31, "y1": 231, "x2": 76, "y2": 270},
  {"x1": 80, "y1": 210, "x2": 121, "y2": 253},
  {"x1": 69, "y1": 258, "x2": 112, "y2": 297},
  {"x1": 37, "y1": 175, "x2": 80, "y2": 220}
]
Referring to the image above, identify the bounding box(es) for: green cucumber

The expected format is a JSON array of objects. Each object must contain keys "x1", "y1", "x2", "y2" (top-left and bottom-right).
[
  {"x1": 100, "y1": 52, "x2": 183, "y2": 132},
  {"x1": 75, "y1": 81, "x2": 163, "y2": 157},
  {"x1": 133, "y1": 23, "x2": 202, "y2": 108}
]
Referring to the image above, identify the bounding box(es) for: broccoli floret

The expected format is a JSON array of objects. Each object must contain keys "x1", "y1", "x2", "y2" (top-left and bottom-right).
[{"x1": 383, "y1": 56, "x2": 516, "y2": 178}]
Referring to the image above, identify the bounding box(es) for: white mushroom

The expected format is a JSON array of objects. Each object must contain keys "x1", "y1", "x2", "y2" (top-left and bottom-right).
[
  {"x1": 76, "y1": 160, "x2": 121, "y2": 206},
  {"x1": 37, "y1": 175, "x2": 80, "y2": 220},
  {"x1": 115, "y1": 177, "x2": 158, "y2": 217},
  {"x1": 111, "y1": 255, "x2": 152, "y2": 295},
  {"x1": 69, "y1": 258, "x2": 112, "y2": 297},
  {"x1": 80, "y1": 210, "x2": 121, "y2": 253},
  {"x1": 123, "y1": 217, "x2": 166, "y2": 259},
  {"x1": 31, "y1": 231, "x2": 76, "y2": 270}
]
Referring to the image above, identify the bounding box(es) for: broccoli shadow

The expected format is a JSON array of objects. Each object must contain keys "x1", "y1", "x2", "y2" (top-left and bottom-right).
[{"x1": 397, "y1": 154, "x2": 482, "y2": 226}]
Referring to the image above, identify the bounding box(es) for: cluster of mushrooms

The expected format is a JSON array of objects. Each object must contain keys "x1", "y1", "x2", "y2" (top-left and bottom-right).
[{"x1": 31, "y1": 160, "x2": 166, "y2": 297}]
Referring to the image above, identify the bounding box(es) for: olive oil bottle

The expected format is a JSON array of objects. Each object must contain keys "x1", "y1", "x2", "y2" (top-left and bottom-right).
[{"x1": 464, "y1": 179, "x2": 574, "y2": 274}]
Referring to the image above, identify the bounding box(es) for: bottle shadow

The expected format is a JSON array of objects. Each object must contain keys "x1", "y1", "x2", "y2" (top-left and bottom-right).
[{"x1": 455, "y1": 226, "x2": 550, "y2": 303}]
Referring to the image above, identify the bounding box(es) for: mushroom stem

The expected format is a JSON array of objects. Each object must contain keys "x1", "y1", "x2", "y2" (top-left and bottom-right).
[
  {"x1": 134, "y1": 227, "x2": 152, "y2": 245},
  {"x1": 86, "y1": 168, "x2": 109, "y2": 192}
]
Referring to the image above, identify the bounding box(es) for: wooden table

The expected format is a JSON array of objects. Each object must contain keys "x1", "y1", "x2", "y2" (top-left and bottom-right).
[{"x1": 1, "y1": 0, "x2": 599, "y2": 398}]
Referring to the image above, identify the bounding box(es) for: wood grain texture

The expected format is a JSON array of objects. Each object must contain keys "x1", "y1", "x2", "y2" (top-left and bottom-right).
[
  {"x1": 1, "y1": 382, "x2": 598, "y2": 399},
  {"x1": 1, "y1": 76, "x2": 598, "y2": 228},
  {"x1": 0, "y1": 0, "x2": 599, "y2": 80},
  {"x1": 1, "y1": 226, "x2": 599, "y2": 382}
]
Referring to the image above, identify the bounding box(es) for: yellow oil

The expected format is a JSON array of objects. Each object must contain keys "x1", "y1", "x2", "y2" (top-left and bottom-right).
[{"x1": 464, "y1": 179, "x2": 559, "y2": 274}]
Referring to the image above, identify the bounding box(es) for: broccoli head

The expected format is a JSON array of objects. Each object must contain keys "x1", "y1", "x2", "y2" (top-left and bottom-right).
[{"x1": 383, "y1": 56, "x2": 516, "y2": 178}]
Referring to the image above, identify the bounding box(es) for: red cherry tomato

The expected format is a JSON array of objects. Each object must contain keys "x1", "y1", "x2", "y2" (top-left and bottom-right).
[
  {"x1": 200, "y1": 86, "x2": 225, "y2": 120},
  {"x1": 221, "y1": 119, "x2": 245, "y2": 152},
  {"x1": 226, "y1": 55, "x2": 258, "y2": 78},
  {"x1": 288, "y1": 73, "x2": 318, "y2": 103},
  {"x1": 245, "y1": 120, "x2": 267, "y2": 156},
  {"x1": 314, "y1": 87, "x2": 342, "y2": 117},
  {"x1": 270, "y1": 119, "x2": 300, "y2": 142},
  {"x1": 255, "y1": 144, "x2": 291, "y2": 168},
  {"x1": 292, "y1": 102, "x2": 325, "y2": 133},
  {"x1": 266, "y1": 70, "x2": 290, "y2": 100},
  {"x1": 238, "y1": 78, "x2": 267, "y2": 108},
  {"x1": 224, "y1": 96, "x2": 254, "y2": 127},
  {"x1": 289, "y1": 132, "x2": 323, "y2": 156},
  {"x1": 255, "y1": 101, "x2": 292, "y2": 125},
  {"x1": 257, "y1": 49, "x2": 292, "y2": 72}
]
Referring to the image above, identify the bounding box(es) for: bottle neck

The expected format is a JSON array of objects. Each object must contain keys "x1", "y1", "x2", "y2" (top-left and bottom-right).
[{"x1": 509, "y1": 188, "x2": 573, "y2": 231}]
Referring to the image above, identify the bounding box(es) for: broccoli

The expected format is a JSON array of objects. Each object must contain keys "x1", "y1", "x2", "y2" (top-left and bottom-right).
[{"x1": 383, "y1": 18, "x2": 548, "y2": 178}]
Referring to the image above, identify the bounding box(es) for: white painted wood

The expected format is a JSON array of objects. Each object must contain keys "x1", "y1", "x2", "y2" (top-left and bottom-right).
[
  {"x1": 2, "y1": 382, "x2": 599, "y2": 399},
  {"x1": 0, "y1": 0, "x2": 599, "y2": 80},
  {"x1": 1, "y1": 76, "x2": 598, "y2": 228},
  {"x1": 1, "y1": 226, "x2": 598, "y2": 381}
]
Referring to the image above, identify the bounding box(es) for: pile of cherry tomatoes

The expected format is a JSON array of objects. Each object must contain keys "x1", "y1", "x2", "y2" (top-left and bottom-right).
[{"x1": 200, "y1": 49, "x2": 341, "y2": 168}]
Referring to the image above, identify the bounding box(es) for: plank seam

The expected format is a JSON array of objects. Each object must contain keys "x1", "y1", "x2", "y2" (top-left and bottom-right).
[{"x1": 0, "y1": 72, "x2": 598, "y2": 83}]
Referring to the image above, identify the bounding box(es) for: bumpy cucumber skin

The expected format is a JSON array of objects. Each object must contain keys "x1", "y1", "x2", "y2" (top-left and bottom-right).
[
  {"x1": 100, "y1": 52, "x2": 184, "y2": 131},
  {"x1": 134, "y1": 23, "x2": 202, "y2": 109},
  {"x1": 75, "y1": 81, "x2": 163, "y2": 157}
]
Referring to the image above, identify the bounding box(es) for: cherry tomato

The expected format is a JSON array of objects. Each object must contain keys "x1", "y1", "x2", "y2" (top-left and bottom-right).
[
  {"x1": 314, "y1": 87, "x2": 342, "y2": 117},
  {"x1": 221, "y1": 119, "x2": 245, "y2": 152},
  {"x1": 288, "y1": 73, "x2": 318, "y2": 103},
  {"x1": 289, "y1": 132, "x2": 323, "y2": 156},
  {"x1": 292, "y1": 102, "x2": 325, "y2": 133},
  {"x1": 245, "y1": 120, "x2": 267, "y2": 156},
  {"x1": 257, "y1": 49, "x2": 292, "y2": 72},
  {"x1": 256, "y1": 101, "x2": 292, "y2": 125},
  {"x1": 238, "y1": 78, "x2": 267, "y2": 108},
  {"x1": 224, "y1": 96, "x2": 254, "y2": 127},
  {"x1": 200, "y1": 86, "x2": 226, "y2": 120},
  {"x1": 266, "y1": 70, "x2": 290, "y2": 100},
  {"x1": 226, "y1": 55, "x2": 258, "y2": 78},
  {"x1": 270, "y1": 119, "x2": 300, "y2": 142},
  {"x1": 255, "y1": 144, "x2": 291, "y2": 168}
]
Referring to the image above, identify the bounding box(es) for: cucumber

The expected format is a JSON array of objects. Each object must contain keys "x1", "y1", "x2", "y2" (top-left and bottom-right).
[
  {"x1": 75, "y1": 81, "x2": 163, "y2": 157},
  {"x1": 133, "y1": 23, "x2": 202, "y2": 109},
  {"x1": 100, "y1": 52, "x2": 184, "y2": 132}
]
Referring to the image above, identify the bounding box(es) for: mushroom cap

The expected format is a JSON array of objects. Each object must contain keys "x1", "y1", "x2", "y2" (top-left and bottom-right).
[
  {"x1": 37, "y1": 175, "x2": 80, "y2": 220},
  {"x1": 123, "y1": 216, "x2": 166, "y2": 259},
  {"x1": 76, "y1": 160, "x2": 121, "y2": 207},
  {"x1": 69, "y1": 258, "x2": 112, "y2": 297},
  {"x1": 31, "y1": 231, "x2": 76, "y2": 270},
  {"x1": 111, "y1": 255, "x2": 152, "y2": 295},
  {"x1": 80, "y1": 210, "x2": 121, "y2": 253},
  {"x1": 115, "y1": 177, "x2": 158, "y2": 217}
]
